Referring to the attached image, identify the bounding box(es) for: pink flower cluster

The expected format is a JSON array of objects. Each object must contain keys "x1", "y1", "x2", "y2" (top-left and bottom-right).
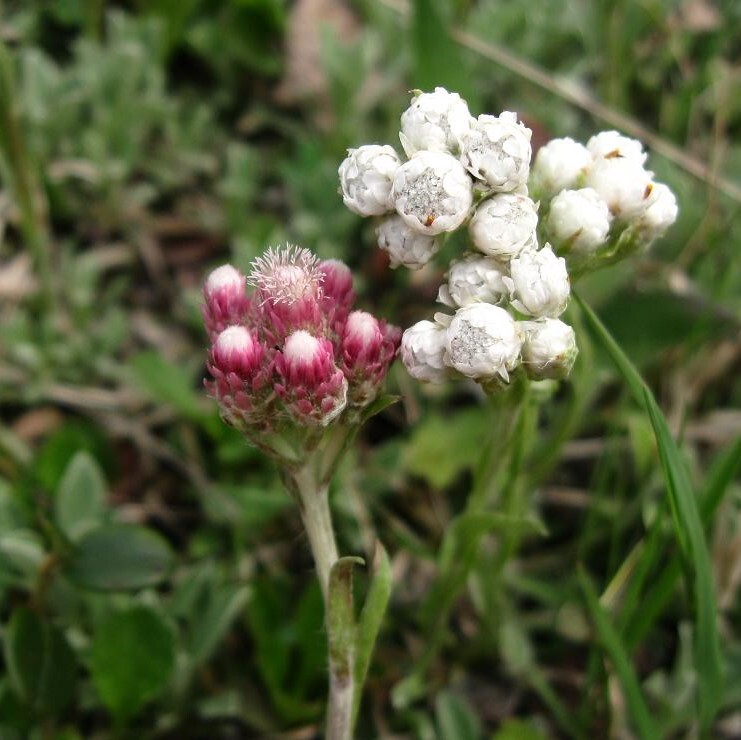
[{"x1": 203, "y1": 245, "x2": 400, "y2": 439}]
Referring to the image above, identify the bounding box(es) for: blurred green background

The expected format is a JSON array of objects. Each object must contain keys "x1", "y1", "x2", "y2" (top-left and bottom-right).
[{"x1": 1, "y1": 1, "x2": 740, "y2": 737}]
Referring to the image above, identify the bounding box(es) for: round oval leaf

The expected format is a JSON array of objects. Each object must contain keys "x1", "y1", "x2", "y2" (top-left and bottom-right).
[{"x1": 65, "y1": 524, "x2": 173, "y2": 591}]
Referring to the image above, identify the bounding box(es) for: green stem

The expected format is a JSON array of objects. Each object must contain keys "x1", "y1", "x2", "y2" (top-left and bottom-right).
[{"x1": 291, "y1": 461, "x2": 339, "y2": 603}]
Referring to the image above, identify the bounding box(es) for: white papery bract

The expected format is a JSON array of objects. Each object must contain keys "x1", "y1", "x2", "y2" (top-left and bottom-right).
[
  {"x1": 376, "y1": 214, "x2": 441, "y2": 270},
  {"x1": 585, "y1": 157, "x2": 655, "y2": 219},
  {"x1": 438, "y1": 254, "x2": 514, "y2": 308},
  {"x1": 530, "y1": 137, "x2": 593, "y2": 196},
  {"x1": 399, "y1": 87, "x2": 472, "y2": 157},
  {"x1": 634, "y1": 182, "x2": 678, "y2": 241},
  {"x1": 587, "y1": 130, "x2": 647, "y2": 165},
  {"x1": 445, "y1": 303, "x2": 521, "y2": 380},
  {"x1": 519, "y1": 318, "x2": 578, "y2": 380},
  {"x1": 338, "y1": 144, "x2": 402, "y2": 216},
  {"x1": 392, "y1": 151, "x2": 473, "y2": 235},
  {"x1": 546, "y1": 188, "x2": 611, "y2": 254},
  {"x1": 461, "y1": 112, "x2": 532, "y2": 191},
  {"x1": 469, "y1": 193, "x2": 538, "y2": 260},
  {"x1": 400, "y1": 319, "x2": 450, "y2": 383},
  {"x1": 510, "y1": 246, "x2": 570, "y2": 318}
]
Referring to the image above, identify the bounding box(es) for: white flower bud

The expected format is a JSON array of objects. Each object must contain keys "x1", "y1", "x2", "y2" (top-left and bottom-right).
[
  {"x1": 519, "y1": 318, "x2": 578, "y2": 380},
  {"x1": 584, "y1": 157, "x2": 655, "y2": 219},
  {"x1": 587, "y1": 130, "x2": 647, "y2": 165},
  {"x1": 530, "y1": 137, "x2": 592, "y2": 196},
  {"x1": 338, "y1": 144, "x2": 401, "y2": 216},
  {"x1": 438, "y1": 254, "x2": 514, "y2": 308},
  {"x1": 399, "y1": 87, "x2": 472, "y2": 157},
  {"x1": 392, "y1": 151, "x2": 473, "y2": 235},
  {"x1": 546, "y1": 188, "x2": 611, "y2": 254},
  {"x1": 634, "y1": 182, "x2": 678, "y2": 240},
  {"x1": 510, "y1": 246, "x2": 570, "y2": 318},
  {"x1": 469, "y1": 193, "x2": 538, "y2": 260},
  {"x1": 401, "y1": 320, "x2": 450, "y2": 383},
  {"x1": 445, "y1": 303, "x2": 522, "y2": 381},
  {"x1": 461, "y1": 112, "x2": 532, "y2": 191},
  {"x1": 376, "y1": 214, "x2": 441, "y2": 270}
]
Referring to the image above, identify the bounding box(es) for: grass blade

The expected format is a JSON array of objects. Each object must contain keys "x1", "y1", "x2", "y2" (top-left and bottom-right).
[
  {"x1": 578, "y1": 568, "x2": 658, "y2": 740},
  {"x1": 577, "y1": 294, "x2": 722, "y2": 729}
]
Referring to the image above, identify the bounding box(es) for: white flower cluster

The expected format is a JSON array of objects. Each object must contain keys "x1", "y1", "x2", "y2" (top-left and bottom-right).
[
  {"x1": 531, "y1": 131, "x2": 678, "y2": 272},
  {"x1": 338, "y1": 87, "x2": 532, "y2": 270},
  {"x1": 338, "y1": 88, "x2": 577, "y2": 387},
  {"x1": 339, "y1": 91, "x2": 678, "y2": 392}
]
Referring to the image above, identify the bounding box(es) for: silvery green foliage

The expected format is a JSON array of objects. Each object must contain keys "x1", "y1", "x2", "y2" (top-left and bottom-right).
[{"x1": 338, "y1": 89, "x2": 678, "y2": 391}]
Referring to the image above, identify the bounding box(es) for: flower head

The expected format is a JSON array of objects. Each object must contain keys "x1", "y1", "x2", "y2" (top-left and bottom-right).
[
  {"x1": 469, "y1": 193, "x2": 539, "y2": 260},
  {"x1": 338, "y1": 144, "x2": 401, "y2": 216},
  {"x1": 399, "y1": 87, "x2": 472, "y2": 157},
  {"x1": 585, "y1": 157, "x2": 655, "y2": 220},
  {"x1": 587, "y1": 130, "x2": 647, "y2": 165},
  {"x1": 519, "y1": 318, "x2": 578, "y2": 380},
  {"x1": 376, "y1": 214, "x2": 441, "y2": 270},
  {"x1": 510, "y1": 246, "x2": 570, "y2": 318},
  {"x1": 546, "y1": 188, "x2": 612, "y2": 255},
  {"x1": 391, "y1": 151, "x2": 473, "y2": 236},
  {"x1": 634, "y1": 182, "x2": 678, "y2": 241},
  {"x1": 530, "y1": 137, "x2": 592, "y2": 197},
  {"x1": 340, "y1": 311, "x2": 401, "y2": 405},
  {"x1": 445, "y1": 303, "x2": 522, "y2": 381},
  {"x1": 400, "y1": 320, "x2": 449, "y2": 384},
  {"x1": 202, "y1": 264, "x2": 251, "y2": 340},
  {"x1": 275, "y1": 331, "x2": 348, "y2": 426},
  {"x1": 461, "y1": 112, "x2": 532, "y2": 191},
  {"x1": 438, "y1": 254, "x2": 513, "y2": 308}
]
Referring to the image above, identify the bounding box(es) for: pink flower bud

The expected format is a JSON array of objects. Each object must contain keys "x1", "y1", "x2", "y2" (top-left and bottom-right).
[
  {"x1": 205, "y1": 326, "x2": 269, "y2": 428},
  {"x1": 202, "y1": 265, "x2": 251, "y2": 340},
  {"x1": 275, "y1": 331, "x2": 348, "y2": 425},
  {"x1": 319, "y1": 259, "x2": 355, "y2": 329},
  {"x1": 249, "y1": 245, "x2": 326, "y2": 343},
  {"x1": 340, "y1": 310, "x2": 401, "y2": 406}
]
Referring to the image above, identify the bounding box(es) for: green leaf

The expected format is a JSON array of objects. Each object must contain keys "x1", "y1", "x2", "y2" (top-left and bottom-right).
[
  {"x1": 188, "y1": 584, "x2": 251, "y2": 667},
  {"x1": 54, "y1": 451, "x2": 107, "y2": 542},
  {"x1": 90, "y1": 605, "x2": 176, "y2": 721},
  {"x1": 64, "y1": 523, "x2": 173, "y2": 591},
  {"x1": 352, "y1": 543, "x2": 392, "y2": 726},
  {"x1": 4, "y1": 607, "x2": 76, "y2": 715},
  {"x1": 578, "y1": 568, "x2": 657, "y2": 740},
  {"x1": 577, "y1": 294, "x2": 722, "y2": 729},
  {"x1": 404, "y1": 408, "x2": 488, "y2": 489},
  {"x1": 328, "y1": 556, "x2": 364, "y2": 683},
  {"x1": 411, "y1": 0, "x2": 476, "y2": 107},
  {"x1": 130, "y1": 351, "x2": 208, "y2": 423},
  {"x1": 492, "y1": 718, "x2": 549, "y2": 740},
  {"x1": 434, "y1": 690, "x2": 482, "y2": 740}
]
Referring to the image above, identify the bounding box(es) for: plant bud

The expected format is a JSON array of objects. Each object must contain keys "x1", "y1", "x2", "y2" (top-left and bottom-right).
[
  {"x1": 275, "y1": 331, "x2": 348, "y2": 426},
  {"x1": 510, "y1": 246, "x2": 570, "y2": 318},
  {"x1": 469, "y1": 193, "x2": 538, "y2": 260},
  {"x1": 587, "y1": 130, "x2": 647, "y2": 165},
  {"x1": 519, "y1": 318, "x2": 578, "y2": 380},
  {"x1": 460, "y1": 111, "x2": 532, "y2": 192},
  {"x1": 376, "y1": 214, "x2": 441, "y2": 270},
  {"x1": 340, "y1": 311, "x2": 401, "y2": 406},
  {"x1": 584, "y1": 157, "x2": 655, "y2": 219},
  {"x1": 338, "y1": 144, "x2": 401, "y2": 216},
  {"x1": 438, "y1": 254, "x2": 513, "y2": 308},
  {"x1": 530, "y1": 137, "x2": 593, "y2": 196},
  {"x1": 399, "y1": 87, "x2": 472, "y2": 157},
  {"x1": 400, "y1": 320, "x2": 450, "y2": 383},
  {"x1": 202, "y1": 264, "x2": 251, "y2": 340},
  {"x1": 546, "y1": 188, "x2": 611, "y2": 255},
  {"x1": 391, "y1": 151, "x2": 473, "y2": 236},
  {"x1": 445, "y1": 303, "x2": 521, "y2": 381}
]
